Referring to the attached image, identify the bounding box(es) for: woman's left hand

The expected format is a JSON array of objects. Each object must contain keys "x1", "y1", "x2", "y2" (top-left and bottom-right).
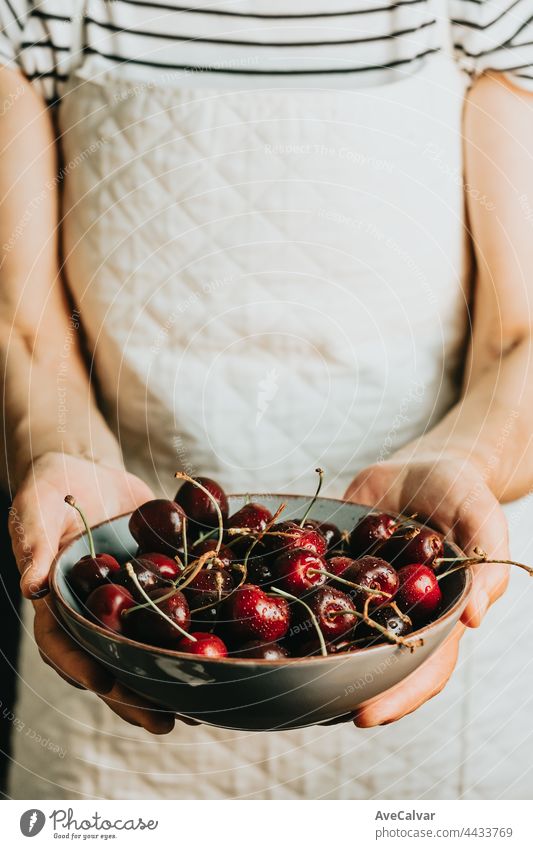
[{"x1": 343, "y1": 452, "x2": 510, "y2": 727}]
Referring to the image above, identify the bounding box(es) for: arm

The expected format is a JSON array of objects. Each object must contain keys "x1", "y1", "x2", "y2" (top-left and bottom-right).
[
  {"x1": 0, "y1": 65, "x2": 172, "y2": 733},
  {"x1": 345, "y1": 71, "x2": 533, "y2": 726},
  {"x1": 0, "y1": 65, "x2": 121, "y2": 489},
  {"x1": 411, "y1": 71, "x2": 533, "y2": 503}
]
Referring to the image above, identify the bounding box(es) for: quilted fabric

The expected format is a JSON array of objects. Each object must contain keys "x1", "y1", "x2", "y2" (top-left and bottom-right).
[{"x1": 12, "y1": 47, "x2": 523, "y2": 800}]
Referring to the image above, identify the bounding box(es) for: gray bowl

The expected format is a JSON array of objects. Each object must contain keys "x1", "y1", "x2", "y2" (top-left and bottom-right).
[{"x1": 50, "y1": 495, "x2": 471, "y2": 731}]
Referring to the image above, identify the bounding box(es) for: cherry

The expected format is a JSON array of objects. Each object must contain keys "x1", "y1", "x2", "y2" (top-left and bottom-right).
[
  {"x1": 301, "y1": 586, "x2": 358, "y2": 642},
  {"x1": 349, "y1": 512, "x2": 398, "y2": 556},
  {"x1": 64, "y1": 496, "x2": 121, "y2": 599},
  {"x1": 227, "y1": 502, "x2": 273, "y2": 535},
  {"x1": 136, "y1": 551, "x2": 182, "y2": 578},
  {"x1": 273, "y1": 548, "x2": 327, "y2": 596},
  {"x1": 264, "y1": 520, "x2": 327, "y2": 558},
  {"x1": 234, "y1": 641, "x2": 289, "y2": 660},
  {"x1": 68, "y1": 552, "x2": 121, "y2": 600},
  {"x1": 300, "y1": 519, "x2": 343, "y2": 551},
  {"x1": 124, "y1": 587, "x2": 191, "y2": 646},
  {"x1": 191, "y1": 539, "x2": 234, "y2": 570},
  {"x1": 396, "y1": 564, "x2": 442, "y2": 621},
  {"x1": 129, "y1": 499, "x2": 186, "y2": 556},
  {"x1": 225, "y1": 584, "x2": 290, "y2": 642},
  {"x1": 176, "y1": 631, "x2": 228, "y2": 658},
  {"x1": 175, "y1": 476, "x2": 229, "y2": 535},
  {"x1": 339, "y1": 556, "x2": 399, "y2": 607},
  {"x1": 116, "y1": 555, "x2": 178, "y2": 601},
  {"x1": 85, "y1": 584, "x2": 135, "y2": 633},
  {"x1": 326, "y1": 555, "x2": 356, "y2": 577},
  {"x1": 184, "y1": 567, "x2": 234, "y2": 611},
  {"x1": 245, "y1": 549, "x2": 275, "y2": 587},
  {"x1": 358, "y1": 604, "x2": 413, "y2": 642},
  {"x1": 376, "y1": 526, "x2": 444, "y2": 568}
]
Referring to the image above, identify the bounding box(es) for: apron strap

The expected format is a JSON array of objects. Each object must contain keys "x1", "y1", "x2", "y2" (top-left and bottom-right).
[{"x1": 57, "y1": 0, "x2": 87, "y2": 77}]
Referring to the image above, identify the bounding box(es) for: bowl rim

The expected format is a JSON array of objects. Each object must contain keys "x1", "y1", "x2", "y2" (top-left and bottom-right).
[{"x1": 50, "y1": 494, "x2": 473, "y2": 667}]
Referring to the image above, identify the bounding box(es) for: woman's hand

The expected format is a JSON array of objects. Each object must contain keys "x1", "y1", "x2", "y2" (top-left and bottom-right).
[
  {"x1": 344, "y1": 452, "x2": 510, "y2": 727},
  {"x1": 9, "y1": 452, "x2": 177, "y2": 734}
]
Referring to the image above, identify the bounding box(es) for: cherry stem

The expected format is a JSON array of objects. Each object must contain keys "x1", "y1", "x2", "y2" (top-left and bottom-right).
[
  {"x1": 436, "y1": 549, "x2": 533, "y2": 580},
  {"x1": 270, "y1": 586, "x2": 328, "y2": 657},
  {"x1": 124, "y1": 563, "x2": 196, "y2": 642},
  {"x1": 189, "y1": 566, "x2": 248, "y2": 614},
  {"x1": 308, "y1": 568, "x2": 388, "y2": 598},
  {"x1": 388, "y1": 601, "x2": 412, "y2": 626},
  {"x1": 182, "y1": 515, "x2": 189, "y2": 570},
  {"x1": 329, "y1": 608, "x2": 422, "y2": 652},
  {"x1": 64, "y1": 495, "x2": 96, "y2": 559},
  {"x1": 175, "y1": 472, "x2": 224, "y2": 556},
  {"x1": 299, "y1": 468, "x2": 324, "y2": 527},
  {"x1": 243, "y1": 502, "x2": 287, "y2": 571},
  {"x1": 191, "y1": 528, "x2": 218, "y2": 547},
  {"x1": 176, "y1": 550, "x2": 216, "y2": 592}
]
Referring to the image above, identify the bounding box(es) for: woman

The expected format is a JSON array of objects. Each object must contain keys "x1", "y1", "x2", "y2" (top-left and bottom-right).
[{"x1": 2, "y1": 0, "x2": 533, "y2": 799}]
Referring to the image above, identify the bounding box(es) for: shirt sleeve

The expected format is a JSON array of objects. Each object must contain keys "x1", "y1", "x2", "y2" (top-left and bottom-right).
[
  {"x1": 0, "y1": 0, "x2": 30, "y2": 69},
  {"x1": 450, "y1": 0, "x2": 533, "y2": 91}
]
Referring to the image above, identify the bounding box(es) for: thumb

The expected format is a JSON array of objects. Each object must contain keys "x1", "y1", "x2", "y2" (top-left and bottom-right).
[{"x1": 9, "y1": 482, "x2": 71, "y2": 599}]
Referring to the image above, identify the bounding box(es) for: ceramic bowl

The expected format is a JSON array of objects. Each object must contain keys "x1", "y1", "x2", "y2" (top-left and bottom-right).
[{"x1": 50, "y1": 494, "x2": 471, "y2": 731}]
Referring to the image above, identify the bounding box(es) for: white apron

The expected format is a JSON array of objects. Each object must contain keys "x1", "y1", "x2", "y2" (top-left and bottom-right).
[{"x1": 9, "y1": 1, "x2": 533, "y2": 799}]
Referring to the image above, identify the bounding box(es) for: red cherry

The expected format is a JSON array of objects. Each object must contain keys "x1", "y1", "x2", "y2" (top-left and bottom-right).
[
  {"x1": 273, "y1": 548, "x2": 327, "y2": 596},
  {"x1": 176, "y1": 631, "x2": 228, "y2": 658},
  {"x1": 300, "y1": 519, "x2": 342, "y2": 551},
  {"x1": 225, "y1": 584, "x2": 290, "y2": 642},
  {"x1": 265, "y1": 521, "x2": 327, "y2": 559},
  {"x1": 124, "y1": 587, "x2": 191, "y2": 646},
  {"x1": 245, "y1": 549, "x2": 275, "y2": 587},
  {"x1": 305, "y1": 586, "x2": 357, "y2": 642},
  {"x1": 326, "y1": 555, "x2": 356, "y2": 577},
  {"x1": 85, "y1": 584, "x2": 135, "y2": 633},
  {"x1": 116, "y1": 556, "x2": 179, "y2": 601},
  {"x1": 64, "y1": 495, "x2": 121, "y2": 599},
  {"x1": 234, "y1": 640, "x2": 289, "y2": 660},
  {"x1": 175, "y1": 476, "x2": 229, "y2": 532},
  {"x1": 68, "y1": 553, "x2": 121, "y2": 600},
  {"x1": 396, "y1": 564, "x2": 442, "y2": 620},
  {"x1": 359, "y1": 605, "x2": 413, "y2": 642},
  {"x1": 341, "y1": 556, "x2": 399, "y2": 607},
  {"x1": 227, "y1": 503, "x2": 273, "y2": 535},
  {"x1": 134, "y1": 552, "x2": 182, "y2": 580},
  {"x1": 129, "y1": 499, "x2": 186, "y2": 556},
  {"x1": 375, "y1": 527, "x2": 444, "y2": 568},
  {"x1": 191, "y1": 539, "x2": 234, "y2": 570},
  {"x1": 184, "y1": 567, "x2": 234, "y2": 611},
  {"x1": 349, "y1": 513, "x2": 398, "y2": 556}
]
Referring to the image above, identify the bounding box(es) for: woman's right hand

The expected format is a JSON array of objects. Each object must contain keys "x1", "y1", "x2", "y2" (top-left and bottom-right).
[{"x1": 8, "y1": 451, "x2": 177, "y2": 734}]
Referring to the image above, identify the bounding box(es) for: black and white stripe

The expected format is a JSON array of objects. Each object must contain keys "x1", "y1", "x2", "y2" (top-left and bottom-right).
[{"x1": 0, "y1": 0, "x2": 532, "y2": 103}]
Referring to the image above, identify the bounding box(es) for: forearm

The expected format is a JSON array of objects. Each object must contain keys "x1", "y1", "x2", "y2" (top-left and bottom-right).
[
  {"x1": 404, "y1": 337, "x2": 532, "y2": 501},
  {"x1": 0, "y1": 66, "x2": 121, "y2": 489},
  {"x1": 398, "y1": 72, "x2": 533, "y2": 502}
]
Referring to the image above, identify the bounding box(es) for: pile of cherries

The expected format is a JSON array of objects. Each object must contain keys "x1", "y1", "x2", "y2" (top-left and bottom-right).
[{"x1": 64, "y1": 470, "x2": 531, "y2": 660}]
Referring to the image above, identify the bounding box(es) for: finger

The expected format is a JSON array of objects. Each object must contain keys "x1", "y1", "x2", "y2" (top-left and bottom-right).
[
  {"x1": 343, "y1": 465, "x2": 401, "y2": 511},
  {"x1": 10, "y1": 487, "x2": 69, "y2": 598},
  {"x1": 353, "y1": 624, "x2": 464, "y2": 728},
  {"x1": 461, "y1": 562, "x2": 510, "y2": 627},
  {"x1": 34, "y1": 598, "x2": 114, "y2": 695},
  {"x1": 99, "y1": 682, "x2": 175, "y2": 735},
  {"x1": 451, "y1": 495, "x2": 510, "y2": 627}
]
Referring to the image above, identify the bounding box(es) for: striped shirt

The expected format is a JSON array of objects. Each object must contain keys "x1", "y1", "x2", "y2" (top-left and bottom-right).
[{"x1": 0, "y1": 0, "x2": 532, "y2": 102}]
